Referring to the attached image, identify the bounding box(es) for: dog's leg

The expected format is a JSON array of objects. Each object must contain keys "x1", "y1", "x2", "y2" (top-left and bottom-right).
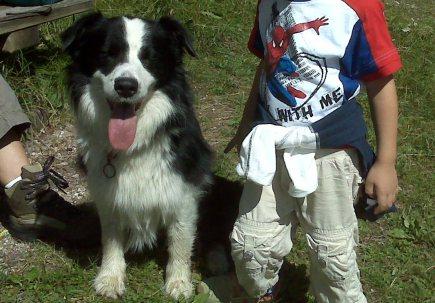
[
  {"x1": 94, "y1": 212, "x2": 126, "y2": 299},
  {"x1": 164, "y1": 202, "x2": 198, "y2": 300}
]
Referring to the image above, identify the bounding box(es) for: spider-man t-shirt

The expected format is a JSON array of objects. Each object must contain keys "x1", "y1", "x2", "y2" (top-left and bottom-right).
[{"x1": 249, "y1": 0, "x2": 402, "y2": 126}]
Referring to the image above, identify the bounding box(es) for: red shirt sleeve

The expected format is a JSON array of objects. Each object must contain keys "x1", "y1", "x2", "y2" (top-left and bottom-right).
[{"x1": 345, "y1": 0, "x2": 402, "y2": 81}]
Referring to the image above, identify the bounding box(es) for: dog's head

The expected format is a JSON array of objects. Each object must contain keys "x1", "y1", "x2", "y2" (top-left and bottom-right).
[{"x1": 62, "y1": 13, "x2": 196, "y2": 151}]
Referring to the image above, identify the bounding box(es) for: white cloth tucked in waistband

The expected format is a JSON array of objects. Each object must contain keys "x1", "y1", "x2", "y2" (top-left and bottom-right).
[{"x1": 236, "y1": 124, "x2": 318, "y2": 197}]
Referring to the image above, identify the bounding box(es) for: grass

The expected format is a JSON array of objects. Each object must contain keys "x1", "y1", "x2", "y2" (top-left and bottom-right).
[{"x1": 0, "y1": 0, "x2": 434, "y2": 302}]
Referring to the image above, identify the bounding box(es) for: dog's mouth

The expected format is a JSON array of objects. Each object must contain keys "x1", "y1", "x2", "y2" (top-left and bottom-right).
[{"x1": 107, "y1": 101, "x2": 143, "y2": 151}]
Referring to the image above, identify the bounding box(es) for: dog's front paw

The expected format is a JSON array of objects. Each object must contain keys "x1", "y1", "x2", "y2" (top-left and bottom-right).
[
  {"x1": 94, "y1": 271, "x2": 126, "y2": 299},
  {"x1": 164, "y1": 277, "x2": 194, "y2": 300}
]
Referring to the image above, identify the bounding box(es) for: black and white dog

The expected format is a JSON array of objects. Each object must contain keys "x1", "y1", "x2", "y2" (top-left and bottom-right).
[{"x1": 62, "y1": 13, "x2": 212, "y2": 300}]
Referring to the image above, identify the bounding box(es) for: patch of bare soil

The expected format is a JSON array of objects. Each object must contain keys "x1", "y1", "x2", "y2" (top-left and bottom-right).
[
  {"x1": 196, "y1": 93, "x2": 235, "y2": 150},
  {"x1": 25, "y1": 123, "x2": 88, "y2": 206}
]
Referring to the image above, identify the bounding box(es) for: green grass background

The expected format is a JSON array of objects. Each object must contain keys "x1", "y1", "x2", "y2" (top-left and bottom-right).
[{"x1": 0, "y1": 0, "x2": 434, "y2": 302}]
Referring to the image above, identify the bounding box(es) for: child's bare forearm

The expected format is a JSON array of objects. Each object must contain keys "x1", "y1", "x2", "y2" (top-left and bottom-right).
[
  {"x1": 366, "y1": 75, "x2": 398, "y2": 165},
  {"x1": 365, "y1": 75, "x2": 399, "y2": 212}
]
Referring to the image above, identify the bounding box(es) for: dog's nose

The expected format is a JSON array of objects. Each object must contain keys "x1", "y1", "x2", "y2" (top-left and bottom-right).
[{"x1": 114, "y1": 77, "x2": 138, "y2": 98}]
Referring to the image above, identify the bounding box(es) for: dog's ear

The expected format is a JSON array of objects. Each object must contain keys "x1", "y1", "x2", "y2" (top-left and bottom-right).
[
  {"x1": 61, "y1": 12, "x2": 105, "y2": 57},
  {"x1": 158, "y1": 16, "x2": 197, "y2": 58}
]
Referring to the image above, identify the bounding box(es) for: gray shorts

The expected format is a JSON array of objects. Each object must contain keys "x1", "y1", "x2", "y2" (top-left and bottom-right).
[{"x1": 0, "y1": 74, "x2": 30, "y2": 139}]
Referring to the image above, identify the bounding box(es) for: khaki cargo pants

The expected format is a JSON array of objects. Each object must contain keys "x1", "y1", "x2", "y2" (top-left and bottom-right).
[
  {"x1": 231, "y1": 149, "x2": 367, "y2": 303},
  {"x1": 0, "y1": 74, "x2": 30, "y2": 139}
]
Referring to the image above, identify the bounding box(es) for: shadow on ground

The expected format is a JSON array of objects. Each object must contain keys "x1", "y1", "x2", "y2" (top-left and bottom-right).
[
  {"x1": 1, "y1": 175, "x2": 310, "y2": 302},
  {"x1": 0, "y1": 42, "x2": 63, "y2": 73}
]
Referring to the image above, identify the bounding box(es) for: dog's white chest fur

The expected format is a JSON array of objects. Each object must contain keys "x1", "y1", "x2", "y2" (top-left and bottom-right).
[{"x1": 87, "y1": 139, "x2": 198, "y2": 250}]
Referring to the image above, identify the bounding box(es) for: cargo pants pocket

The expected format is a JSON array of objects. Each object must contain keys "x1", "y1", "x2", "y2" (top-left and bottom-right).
[
  {"x1": 230, "y1": 218, "x2": 292, "y2": 297},
  {"x1": 305, "y1": 226, "x2": 366, "y2": 302},
  {"x1": 306, "y1": 229, "x2": 357, "y2": 286}
]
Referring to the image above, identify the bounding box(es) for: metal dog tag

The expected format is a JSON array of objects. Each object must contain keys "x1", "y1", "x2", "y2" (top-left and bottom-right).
[{"x1": 103, "y1": 162, "x2": 116, "y2": 178}]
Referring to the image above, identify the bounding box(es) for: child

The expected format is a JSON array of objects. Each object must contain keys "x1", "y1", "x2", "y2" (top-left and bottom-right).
[{"x1": 226, "y1": 0, "x2": 401, "y2": 302}]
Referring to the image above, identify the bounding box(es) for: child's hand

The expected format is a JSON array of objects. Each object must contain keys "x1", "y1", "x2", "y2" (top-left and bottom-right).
[{"x1": 365, "y1": 160, "x2": 398, "y2": 215}]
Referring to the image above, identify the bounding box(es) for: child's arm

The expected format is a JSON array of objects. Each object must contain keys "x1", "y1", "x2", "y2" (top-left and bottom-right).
[
  {"x1": 365, "y1": 75, "x2": 399, "y2": 214},
  {"x1": 225, "y1": 60, "x2": 264, "y2": 153}
]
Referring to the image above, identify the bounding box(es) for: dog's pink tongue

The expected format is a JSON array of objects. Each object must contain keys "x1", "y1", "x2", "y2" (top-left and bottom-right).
[{"x1": 108, "y1": 103, "x2": 137, "y2": 151}]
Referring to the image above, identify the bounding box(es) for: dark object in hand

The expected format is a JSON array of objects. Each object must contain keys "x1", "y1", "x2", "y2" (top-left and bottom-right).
[{"x1": 355, "y1": 195, "x2": 397, "y2": 222}]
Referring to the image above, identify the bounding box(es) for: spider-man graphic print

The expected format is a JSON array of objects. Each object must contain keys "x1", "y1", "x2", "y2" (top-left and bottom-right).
[{"x1": 266, "y1": 17, "x2": 329, "y2": 107}]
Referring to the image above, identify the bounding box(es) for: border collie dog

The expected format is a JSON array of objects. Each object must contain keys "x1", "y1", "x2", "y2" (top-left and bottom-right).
[{"x1": 62, "y1": 13, "x2": 212, "y2": 300}]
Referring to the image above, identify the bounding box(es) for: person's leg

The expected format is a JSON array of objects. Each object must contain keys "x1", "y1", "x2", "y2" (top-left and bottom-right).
[
  {"x1": 0, "y1": 74, "x2": 43, "y2": 239},
  {"x1": 0, "y1": 128, "x2": 30, "y2": 187},
  {"x1": 230, "y1": 154, "x2": 298, "y2": 299},
  {"x1": 0, "y1": 74, "x2": 56, "y2": 235},
  {"x1": 0, "y1": 74, "x2": 99, "y2": 244},
  {"x1": 198, "y1": 166, "x2": 297, "y2": 302},
  {"x1": 0, "y1": 73, "x2": 31, "y2": 187},
  {"x1": 295, "y1": 149, "x2": 367, "y2": 303}
]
